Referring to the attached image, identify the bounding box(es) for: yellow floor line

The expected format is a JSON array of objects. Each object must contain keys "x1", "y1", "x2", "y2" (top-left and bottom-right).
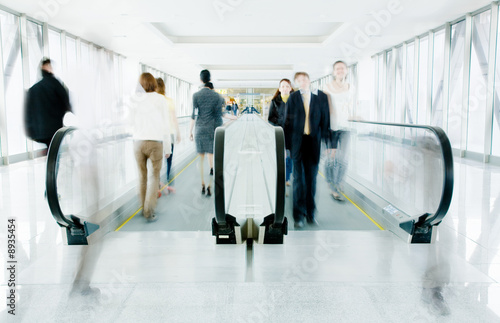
[
  {"x1": 115, "y1": 155, "x2": 199, "y2": 232},
  {"x1": 318, "y1": 171, "x2": 384, "y2": 231},
  {"x1": 115, "y1": 207, "x2": 143, "y2": 231}
]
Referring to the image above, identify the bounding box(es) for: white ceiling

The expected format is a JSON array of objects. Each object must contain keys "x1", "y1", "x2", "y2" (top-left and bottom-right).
[{"x1": 0, "y1": 0, "x2": 492, "y2": 88}]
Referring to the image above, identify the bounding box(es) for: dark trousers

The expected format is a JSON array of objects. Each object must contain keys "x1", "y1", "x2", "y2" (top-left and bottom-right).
[
  {"x1": 285, "y1": 153, "x2": 292, "y2": 182},
  {"x1": 166, "y1": 143, "x2": 174, "y2": 181},
  {"x1": 292, "y1": 135, "x2": 319, "y2": 222}
]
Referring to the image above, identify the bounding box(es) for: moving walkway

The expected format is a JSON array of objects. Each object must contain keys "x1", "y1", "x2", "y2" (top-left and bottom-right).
[{"x1": 45, "y1": 114, "x2": 453, "y2": 245}]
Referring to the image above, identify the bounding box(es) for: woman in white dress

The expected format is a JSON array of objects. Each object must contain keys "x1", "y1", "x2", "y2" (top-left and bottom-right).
[{"x1": 324, "y1": 61, "x2": 354, "y2": 201}]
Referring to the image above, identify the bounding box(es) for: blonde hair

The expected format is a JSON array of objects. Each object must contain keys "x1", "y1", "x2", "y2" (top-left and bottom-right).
[{"x1": 156, "y1": 78, "x2": 166, "y2": 95}]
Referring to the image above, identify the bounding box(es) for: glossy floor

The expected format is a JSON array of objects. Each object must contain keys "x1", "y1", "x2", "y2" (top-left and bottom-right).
[{"x1": 0, "y1": 155, "x2": 500, "y2": 322}]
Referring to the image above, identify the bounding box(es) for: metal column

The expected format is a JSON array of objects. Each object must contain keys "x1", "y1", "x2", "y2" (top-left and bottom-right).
[
  {"x1": 442, "y1": 23, "x2": 452, "y2": 132},
  {"x1": 461, "y1": 14, "x2": 473, "y2": 157},
  {"x1": 484, "y1": 3, "x2": 499, "y2": 163}
]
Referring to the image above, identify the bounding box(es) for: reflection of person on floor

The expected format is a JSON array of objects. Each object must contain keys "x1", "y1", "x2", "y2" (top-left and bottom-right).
[
  {"x1": 284, "y1": 72, "x2": 332, "y2": 229},
  {"x1": 420, "y1": 225, "x2": 451, "y2": 316},
  {"x1": 268, "y1": 78, "x2": 294, "y2": 188},
  {"x1": 189, "y1": 70, "x2": 236, "y2": 197},
  {"x1": 129, "y1": 73, "x2": 171, "y2": 222},
  {"x1": 323, "y1": 61, "x2": 354, "y2": 202},
  {"x1": 156, "y1": 77, "x2": 180, "y2": 195},
  {"x1": 24, "y1": 57, "x2": 71, "y2": 153}
]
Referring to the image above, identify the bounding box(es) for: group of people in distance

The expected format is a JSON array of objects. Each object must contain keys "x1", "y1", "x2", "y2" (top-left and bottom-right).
[
  {"x1": 268, "y1": 61, "x2": 353, "y2": 229},
  {"x1": 24, "y1": 56, "x2": 352, "y2": 228}
]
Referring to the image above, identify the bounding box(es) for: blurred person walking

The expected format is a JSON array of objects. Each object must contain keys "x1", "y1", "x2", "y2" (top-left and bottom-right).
[
  {"x1": 232, "y1": 101, "x2": 239, "y2": 116},
  {"x1": 189, "y1": 70, "x2": 235, "y2": 197},
  {"x1": 156, "y1": 77, "x2": 181, "y2": 195},
  {"x1": 129, "y1": 73, "x2": 171, "y2": 222},
  {"x1": 24, "y1": 58, "x2": 71, "y2": 151},
  {"x1": 284, "y1": 72, "x2": 332, "y2": 229},
  {"x1": 268, "y1": 79, "x2": 294, "y2": 188},
  {"x1": 323, "y1": 61, "x2": 354, "y2": 201}
]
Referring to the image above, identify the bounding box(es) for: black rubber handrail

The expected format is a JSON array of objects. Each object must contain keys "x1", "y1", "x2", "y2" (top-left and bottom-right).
[
  {"x1": 46, "y1": 126, "x2": 78, "y2": 228},
  {"x1": 214, "y1": 119, "x2": 239, "y2": 225},
  {"x1": 213, "y1": 116, "x2": 286, "y2": 227},
  {"x1": 350, "y1": 120, "x2": 454, "y2": 229},
  {"x1": 274, "y1": 126, "x2": 286, "y2": 225}
]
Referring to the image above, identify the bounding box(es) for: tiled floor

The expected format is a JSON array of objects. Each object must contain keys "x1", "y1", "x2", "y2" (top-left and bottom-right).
[{"x1": 1, "y1": 155, "x2": 500, "y2": 322}]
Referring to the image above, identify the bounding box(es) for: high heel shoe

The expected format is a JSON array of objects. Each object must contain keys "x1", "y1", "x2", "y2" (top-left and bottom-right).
[
  {"x1": 206, "y1": 186, "x2": 211, "y2": 197},
  {"x1": 201, "y1": 184, "x2": 205, "y2": 194}
]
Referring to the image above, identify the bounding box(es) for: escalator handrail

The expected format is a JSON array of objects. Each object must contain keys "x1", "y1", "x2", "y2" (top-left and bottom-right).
[
  {"x1": 214, "y1": 115, "x2": 286, "y2": 226},
  {"x1": 46, "y1": 126, "x2": 78, "y2": 228},
  {"x1": 350, "y1": 120, "x2": 454, "y2": 228},
  {"x1": 213, "y1": 117, "x2": 240, "y2": 225}
]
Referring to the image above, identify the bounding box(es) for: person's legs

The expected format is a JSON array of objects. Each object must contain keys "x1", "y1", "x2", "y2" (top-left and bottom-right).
[
  {"x1": 324, "y1": 151, "x2": 335, "y2": 190},
  {"x1": 206, "y1": 153, "x2": 214, "y2": 195},
  {"x1": 333, "y1": 131, "x2": 349, "y2": 190},
  {"x1": 207, "y1": 153, "x2": 214, "y2": 171},
  {"x1": 302, "y1": 137, "x2": 319, "y2": 221},
  {"x1": 292, "y1": 157, "x2": 306, "y2": 224},
  {"x1": 199, "y1": 153, "x2": 206, "y2": 192},
  {"x1": 166, "y1": 143, "x2": 174, "y2": 182},
  {"x1": 145, "y1": 142, "x2": 163, "y2": 217},
  {"x1": 285, "y1": 150, "x2": 292, "y2": 184},
  {"x1": 134, "y1": 141, "x2": 148, "y2": 212}
]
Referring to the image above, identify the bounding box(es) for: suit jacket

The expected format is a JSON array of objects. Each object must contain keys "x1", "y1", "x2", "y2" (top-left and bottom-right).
[
  {"x1": 284, "y1": 89, "x2": 331, "y2": 163},
  {"x1": 24, "y1": 70, "x2": 71, "y2": 141}
]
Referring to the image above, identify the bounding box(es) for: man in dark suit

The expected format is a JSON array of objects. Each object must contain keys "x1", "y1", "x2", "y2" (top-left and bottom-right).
[
  {"x1": 24, "y1": 58, "x2": 71, "y2": 149},
  {"x1": 284, "y1": 72, "x2": 332, "y2": 228}
]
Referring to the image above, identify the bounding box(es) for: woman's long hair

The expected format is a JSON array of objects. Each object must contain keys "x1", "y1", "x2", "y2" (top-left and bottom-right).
[
  {"x1": 156, "y1": 77, "x2": 166, "y2": 95},
  {"x1": 272, "y1": 78, "x2": 294, "y2": 102}
]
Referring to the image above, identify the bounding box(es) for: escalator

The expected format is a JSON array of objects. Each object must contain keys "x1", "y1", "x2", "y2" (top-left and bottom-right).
[{"x1": 45, "y1": 115, "x2": 453, "y2": 245}]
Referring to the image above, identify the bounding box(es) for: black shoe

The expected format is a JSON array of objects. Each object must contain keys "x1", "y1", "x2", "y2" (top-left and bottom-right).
[
  {"x1": 201, "y1": 184, "x2": 205, "y2": 194},
  {"x1": 307, "y1": 218, "x2": 319, "y2": 226},
  {"x1": 206, "y1": 186, "x2": 211, "y2": 197},
  {"x1": 294, "y1": 220, "x2": 304, "y2": 229},
  {"x1": 210, "y1": 168, "x2": 213, "y2": 176}
]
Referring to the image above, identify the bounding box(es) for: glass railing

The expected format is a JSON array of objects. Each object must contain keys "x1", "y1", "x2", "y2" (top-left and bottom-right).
[
  {"x1": 46, "y1": 118, "x2": 195, "y2": 244},
  {"x1": 345, "y1": 120, "x2": 453, "y2": 242},
  {"x1": 213, "y1": 114, "x2": 286, "y2": 244}
]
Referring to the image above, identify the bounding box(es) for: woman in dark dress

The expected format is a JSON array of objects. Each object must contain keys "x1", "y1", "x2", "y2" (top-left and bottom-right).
[{"x1": 189, "y1": 70, "x2": 236, "y2": 196}]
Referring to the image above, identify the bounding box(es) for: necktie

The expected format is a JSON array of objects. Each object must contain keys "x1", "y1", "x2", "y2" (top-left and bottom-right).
[{"x1": 303, "y1": 92, "x2": 310, "y2": 135}]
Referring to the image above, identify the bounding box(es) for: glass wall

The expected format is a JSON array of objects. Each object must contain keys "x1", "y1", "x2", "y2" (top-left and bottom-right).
[
  {"x1": 493, "y1": 9, "x2": 500, "y2": 157},
  {"x1": 48, "y1": 29, "x2": 62, "y2": 76},
  {"x1": 417, "y1": 36, "x2": 429, "y2": 125},
  {"x1": 447, "y1": 21, "x2": 466, "y2": 150},
  {"x1": 1, "y1": 12, "x2": 25, "y2": 156},
  {"x1": 369, "y1": 3, "x2": 500, "y2": 162},
  {"x1": 0, "y1": 7, "x2": 194, "y2": 165},
  {"x1": 405, "y1": 41, "x2": 416, "y2": 124},
  {"x1": 467, "y1": 10, "x2": 491, "y2": 153},
  {"x1": 431, "y1": 28, "x2": 446, "y2": 128},
  {"x1": 394, "y1": 46, "x2": 403, "y2": 123},
  {"x1": 385, "y1": 50, "x2": 395, "y2": 122}
]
